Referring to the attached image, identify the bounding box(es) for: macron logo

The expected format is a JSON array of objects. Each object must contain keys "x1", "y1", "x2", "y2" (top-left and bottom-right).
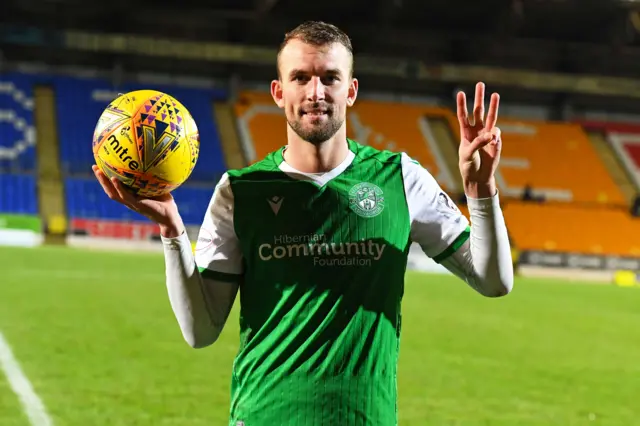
[{"x1": 267, "y1": 196, "x2": 284, "y2": 215}]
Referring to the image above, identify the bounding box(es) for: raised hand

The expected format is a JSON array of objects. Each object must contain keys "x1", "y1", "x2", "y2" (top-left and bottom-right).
[
  {"x1": 456, "y1": 82, "x2": 502, "y2": 199},
  {"x1": 92, "y1": 165, "x2": 184, "y2": 238}
]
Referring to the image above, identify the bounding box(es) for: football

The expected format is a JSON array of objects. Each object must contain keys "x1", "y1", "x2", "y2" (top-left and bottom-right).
[{"x1": 92, "y1": 89, "x2": 199, "y2": 197}]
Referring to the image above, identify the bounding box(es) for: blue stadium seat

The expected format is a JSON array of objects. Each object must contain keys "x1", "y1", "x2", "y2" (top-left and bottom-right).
[
  {"x1": 0, "y1": 74, "x2": 36, "y2": 173},
  {"x1": 0, "y1": 173, "x2": 38, "y2": 214},
  {"x1": 171, "y1": 183, "x2": 216, "y2": 226},
  {"x1": 64, "y1": 177, "x2": 146, "y2": 222},
  {"x1": 54, "y1": 76, "x2": 228, "y2": 181},
  {"x1": 64, "y1": 177, "x2": 217, "y2": 226}
]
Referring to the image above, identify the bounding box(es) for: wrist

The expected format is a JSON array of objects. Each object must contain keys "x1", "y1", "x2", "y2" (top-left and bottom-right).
[
  {"x1": 463, "y1": 178, "x2": 497, "y2": 199},
  {"x1": 158, "y1": 215, "x2": 184, "y2": 239}
]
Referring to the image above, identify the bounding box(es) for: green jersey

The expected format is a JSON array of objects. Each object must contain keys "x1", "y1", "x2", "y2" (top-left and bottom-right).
[{"x1": 194, "y1": 139, "x2": 470, "y2": 426}]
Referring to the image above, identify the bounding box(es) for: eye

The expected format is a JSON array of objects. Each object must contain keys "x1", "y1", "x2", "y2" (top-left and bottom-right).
[{"x1": 323, "y1": 75, "x2": 339, "y2": 84}]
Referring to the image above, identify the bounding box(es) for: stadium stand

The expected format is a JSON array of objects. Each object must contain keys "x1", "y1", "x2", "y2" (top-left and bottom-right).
[
  {"x1": 482, "y1": 117, "x2": 638, "y2": 257},
  {"x1": 0, "y1": 73, "x2": 36, "y2": 173},
  {"x1": 497, "y1": 119, "x2": 626, "y2": 205},
  {"x1": 64, "y1": 177, "x2": 142, "y2": 222},
  {"x1": 64, "y1": 177, "x2": 213, "y2": 226},
  {"x1": 171, "y1": 184, "x2": 218, "y2": 226},
  {"x1": 235, "y1": 91, "x2": 286, "y2": 163},
  {"x1": 0, "y1": 173, "x2": 38, "y2": 215},
  {"x1": 345, "y1": 99, "x2": 460, "y2": 190},
  {"x1": 493, "y1": 118, "x2": 637, "y2": 257},
  {"x1": 581, "y1": 121, "x2": 640, "y2": 194},
  {"x1": 2, "y1": 72, "x2": 635, "y2": 258},
  {"x1": 0, "y1": 73, "x2": 39, "y2": 223},
  {"x1": 505, "y1": 201, "x2": 640, "y2": 257},
  {"x1": 55, "y1": 76, "x2": 228, "y2": 226}
]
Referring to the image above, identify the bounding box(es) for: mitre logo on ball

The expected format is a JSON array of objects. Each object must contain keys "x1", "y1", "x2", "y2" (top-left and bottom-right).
[{"x1": 92, "y1": 89, "x2": 200, "y2": 197}]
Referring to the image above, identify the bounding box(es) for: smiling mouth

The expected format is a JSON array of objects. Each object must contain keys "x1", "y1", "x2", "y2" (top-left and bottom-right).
[{"x1": 302, "y1": 109, "x2": 329, "y2": 117}]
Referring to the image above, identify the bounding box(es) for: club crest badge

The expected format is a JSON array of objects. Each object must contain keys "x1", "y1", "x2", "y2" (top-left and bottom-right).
[{"x1": 349, "y1": 182, "x2": 385, "y2": 218}]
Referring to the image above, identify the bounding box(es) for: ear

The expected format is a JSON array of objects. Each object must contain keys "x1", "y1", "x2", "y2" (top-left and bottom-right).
[
  {"x1": 346, "y1": 78, "x2": 358, "y2": 108},
  {"x1": 271, "y1": 79, "x2": 285, "y2": 109}
]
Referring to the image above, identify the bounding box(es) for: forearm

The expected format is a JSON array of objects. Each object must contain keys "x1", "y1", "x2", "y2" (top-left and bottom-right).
[
  {"x1": 161, "y1": 232, "x2": 226, "y2": 348},
  {"x1": 468, "y1": 192, "x2": 513, "y2": 296},
  {"x1": 442, "y1": 192, "x2": 514, "y2": 297}
]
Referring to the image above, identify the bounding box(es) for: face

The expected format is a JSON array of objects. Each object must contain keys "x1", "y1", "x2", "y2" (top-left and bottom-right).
[{"x1": 271, "y1": 39, "x2": 358, "y2": 145}]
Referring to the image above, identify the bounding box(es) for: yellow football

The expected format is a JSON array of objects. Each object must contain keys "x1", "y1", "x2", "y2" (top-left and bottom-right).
[{"x1": 92, "y1": 89, "x2": 199, "y2": 197}]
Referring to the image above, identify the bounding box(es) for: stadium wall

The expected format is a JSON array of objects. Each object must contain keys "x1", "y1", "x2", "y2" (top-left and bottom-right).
[{"x1": 0, "y1": 213, "x2": 42, "y2": 247}]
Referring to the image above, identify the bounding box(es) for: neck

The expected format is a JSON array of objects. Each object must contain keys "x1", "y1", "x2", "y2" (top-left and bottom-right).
[{"x1": 283, "y1": 125, "x2": 349, "y2": 173}]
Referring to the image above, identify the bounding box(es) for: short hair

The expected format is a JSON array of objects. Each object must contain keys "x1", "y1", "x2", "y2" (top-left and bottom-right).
[{"x1": 276, "y1": 21, "x2": 354, "y2": 78}]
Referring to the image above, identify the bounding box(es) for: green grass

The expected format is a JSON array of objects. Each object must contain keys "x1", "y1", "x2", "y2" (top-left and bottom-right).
[
  {"x1": 0, "y1": 371, "x2": 27, "y2": 425},
  {"x1": 0, "y1": 245, "x2": 639, "y2": 425}
]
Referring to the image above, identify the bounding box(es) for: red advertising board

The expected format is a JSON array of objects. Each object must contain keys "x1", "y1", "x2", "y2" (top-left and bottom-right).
[{"x1": 70, "y1": 218, "x2": 160, "y2": 240}]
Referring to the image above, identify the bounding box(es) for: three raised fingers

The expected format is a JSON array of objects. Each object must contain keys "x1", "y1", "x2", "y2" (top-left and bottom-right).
[{"x1": 457, "y1": 82, "x2": 500, "y2": 131}]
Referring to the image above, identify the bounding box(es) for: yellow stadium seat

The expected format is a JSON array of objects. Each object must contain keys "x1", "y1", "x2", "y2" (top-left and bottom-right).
[
  {"x1": 47, "y1": 214, "x2": 67, "y2": 235},
  {"x1": 497, "y1": 119, "x2": 625, "y2": 204},
  {"x1": 343, "y1": 99, "x2": 452, "y2": 176},
  {"x1": 234, "y1": 91, "x2": 287, "y2": 162},
  {"x1": 504, "y1": 201, "x2": 640, "y2": 257}
]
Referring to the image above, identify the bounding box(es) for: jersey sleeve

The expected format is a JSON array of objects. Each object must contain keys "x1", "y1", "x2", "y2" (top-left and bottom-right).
[
  {"x1": 401, "y1": 153, "x2": 470, "y2": 263},
  {"x1": 194, "y1": 173, "x2": 243, "y2": 283}
]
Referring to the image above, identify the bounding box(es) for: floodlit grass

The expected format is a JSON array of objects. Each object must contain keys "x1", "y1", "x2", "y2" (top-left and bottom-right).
[{"x1": 1, "y1": 245, "x2": 638, "y2": 425}]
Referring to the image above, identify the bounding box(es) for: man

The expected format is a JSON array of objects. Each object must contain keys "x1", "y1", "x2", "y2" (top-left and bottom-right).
[{"x1": 93, "y1": 21, "x2": 513, "y2": 426}]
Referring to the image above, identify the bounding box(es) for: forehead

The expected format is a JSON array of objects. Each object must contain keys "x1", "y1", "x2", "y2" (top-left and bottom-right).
[{"x1": 279, "y1": 39, "x2": 352, "y2": 74}]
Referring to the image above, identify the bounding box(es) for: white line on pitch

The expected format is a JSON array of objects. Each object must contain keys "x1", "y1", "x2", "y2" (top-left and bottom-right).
[{"x1": 0, "y1": 331, "x2": 53, "y2": 426}]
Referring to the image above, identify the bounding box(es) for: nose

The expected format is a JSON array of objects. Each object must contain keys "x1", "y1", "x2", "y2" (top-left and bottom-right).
[{"x1": 306, "y1": 76, "x2": 325, "y2": 102}]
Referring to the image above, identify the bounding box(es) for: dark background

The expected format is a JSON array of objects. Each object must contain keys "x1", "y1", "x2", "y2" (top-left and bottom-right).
[{"x1": 3, "y1": 0, "x2": 640, "y2": 112}]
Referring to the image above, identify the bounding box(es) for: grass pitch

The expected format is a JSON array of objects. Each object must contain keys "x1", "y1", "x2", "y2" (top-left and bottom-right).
[{"x1": 0, "y1": 245, "x2": 638, "y2": 426}]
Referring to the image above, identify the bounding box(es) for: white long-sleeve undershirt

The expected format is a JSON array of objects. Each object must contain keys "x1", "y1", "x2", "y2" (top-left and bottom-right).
[
  {"x1": 161, "y1": 191, "x2": 513, "y2": 349},
  {"x1": 162, "y1": 232, "x2": 238, "y2": 348},
  {"x1": 440, "y1": 194, "x2": 514, "y2": 297}
]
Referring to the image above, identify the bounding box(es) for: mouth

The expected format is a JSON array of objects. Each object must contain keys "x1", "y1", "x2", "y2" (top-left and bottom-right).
[
  {"x1": 301, "y1": 109, "x2": 330, "y2": 120},
  {"x1": 300, "y1": 105, "x2": 331, "y2": 117}
]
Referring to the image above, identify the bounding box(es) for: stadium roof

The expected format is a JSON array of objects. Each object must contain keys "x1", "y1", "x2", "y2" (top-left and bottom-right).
[
  {"x1": 4, "y1": 0, "x2": 639, "y2": 47},
  {"x1": 3, "y1": 0, "x2": 640, "y2": 110}
]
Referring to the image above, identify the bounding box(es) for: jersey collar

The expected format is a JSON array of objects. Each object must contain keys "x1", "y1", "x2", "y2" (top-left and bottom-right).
[{"x1": 275, "y1": 138, "x2": 357, "y2": 187}]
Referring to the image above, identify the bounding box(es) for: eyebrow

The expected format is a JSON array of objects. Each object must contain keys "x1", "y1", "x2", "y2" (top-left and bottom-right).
[{"x1": 288, "y1": 68, "x2": 343, "y2": 78}]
